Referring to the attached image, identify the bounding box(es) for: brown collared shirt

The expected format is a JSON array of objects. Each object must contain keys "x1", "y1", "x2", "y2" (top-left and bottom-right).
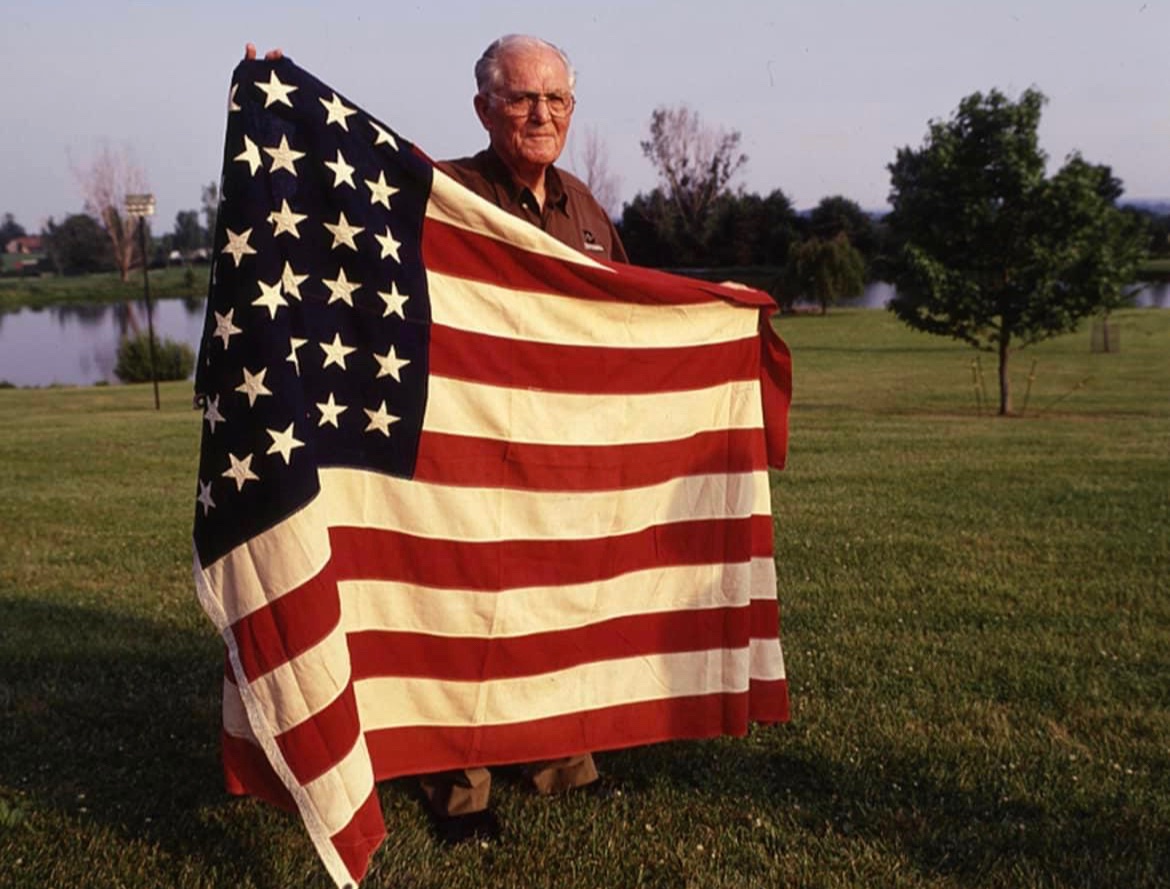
[{"x1": 436, "y1": 149, "x2": 628, "y2": 263}]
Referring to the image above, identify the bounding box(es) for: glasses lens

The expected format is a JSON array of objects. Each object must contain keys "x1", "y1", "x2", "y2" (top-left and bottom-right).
[{"x1": 498, "y1": 93, "x2": 573, "y2": 117}]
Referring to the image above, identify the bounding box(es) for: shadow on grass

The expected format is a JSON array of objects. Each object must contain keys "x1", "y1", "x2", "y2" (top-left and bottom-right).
[
  {"x1": 0, "y1": 596, "x2": 306, "y2": 884},
  {"x1": 599, "y1": 731, "x2": 1167, "y2": 887}
]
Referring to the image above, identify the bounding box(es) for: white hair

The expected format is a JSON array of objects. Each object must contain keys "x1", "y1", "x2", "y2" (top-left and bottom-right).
[{"x1": 474, "y1": 34, "x2": 576, "y2": 95}]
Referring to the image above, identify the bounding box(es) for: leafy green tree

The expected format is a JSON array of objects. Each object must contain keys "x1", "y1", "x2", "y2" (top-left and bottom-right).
[
  {"x1": 886, "y1": 88, "x2": 1147, "y2": 415},
  {"x1": 785, "y1": 233, "x2": 866, "y2": 314},
  {"x1": 707, "y1": 190, "x2": 800, "y2": 267},
  {"x1": 0, "y1": 213, "x2": 27, "y2": 246},
  {"x1": 43, "y1": 214, "x2": 114, "y2": 275},
  {"x1": 172, "y1": 210, "x2": 204, "y2": 255},
  {"x1": 808, "y1": 196, "x2": 877, "y2": 266},
  {"x1": 201, "y1": 181, "x2": 219, "y2": 248}
]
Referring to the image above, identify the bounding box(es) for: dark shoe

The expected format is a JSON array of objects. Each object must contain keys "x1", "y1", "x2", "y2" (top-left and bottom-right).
[{"x1": 430, "y1": 808, "x2": 502, "y2": 846}]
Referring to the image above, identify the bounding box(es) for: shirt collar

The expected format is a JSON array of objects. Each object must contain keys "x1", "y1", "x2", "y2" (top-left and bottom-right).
[{"x1": 482, "y1": 147, "x2": 569, "y2": 217}]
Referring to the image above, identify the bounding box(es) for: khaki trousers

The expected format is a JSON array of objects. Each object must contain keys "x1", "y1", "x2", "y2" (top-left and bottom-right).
[{"x1": 418, "y1": 754, "x2": 598, "y2": 817}]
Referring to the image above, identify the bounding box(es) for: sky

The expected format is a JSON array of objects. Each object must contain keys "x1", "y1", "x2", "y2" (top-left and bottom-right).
[{"x1": 2, "y1": 0, "x2": 1166, "y2": 235}]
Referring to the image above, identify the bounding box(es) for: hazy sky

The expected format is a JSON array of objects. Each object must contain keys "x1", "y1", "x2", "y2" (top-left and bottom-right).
[{"x1": 2, "y1": 0, "x2": 1165, "y2": 233}]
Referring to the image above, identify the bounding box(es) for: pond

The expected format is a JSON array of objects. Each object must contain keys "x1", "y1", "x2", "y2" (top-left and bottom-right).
[{"x1": 1, "y1": 281, "x2": 1167, "y2": 388}]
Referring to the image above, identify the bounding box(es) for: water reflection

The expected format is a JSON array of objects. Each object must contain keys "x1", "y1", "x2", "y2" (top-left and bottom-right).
[
  {"x1": 0, "y1": 298, "x2": 208, "y2": 388},
  {"x1": 0, "y1": 282, "x2": 1166, "y2": 387}
]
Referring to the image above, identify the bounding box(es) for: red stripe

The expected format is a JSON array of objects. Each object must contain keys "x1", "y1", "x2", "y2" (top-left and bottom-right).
[
  {"x1": 363, "y1": 691, "x2": 762, "y2": 779},
  {"x1": 346, "y1": 605, "x2": 759, "y2": 682},
  {"x1": 430, "y1": 323, "x2": 759, "y2": 393},
  {"x1": 759, "y1": 318, "x2": 793, "y2": 469},
  {"x1": 328, "y1": 514, "x2": 774, "y2": 590},
  {"x1": 748, "y1": 678, "x2": 790, "y2": 723},
  {"x1": 230, "y1": 564, "x2": 340, "y2": 682},
  {"x1": 423, "y1": 215, "x2": 776, "y2": 310},
  {"x1": 225, "y1": 680, "x2": 788, "y2": 806},
  {"x1": 274, "y1": 682, "x2": 363, "y2": 786},
  {"x1": 331, "y1": 789, "x2": 386, "y2": 884},
  {"x1": 222, "y1": 729, "x2": 296, "y2": 810},
  {"x1": 413, "y1": 428, "x2": 766, "y2": 491}
]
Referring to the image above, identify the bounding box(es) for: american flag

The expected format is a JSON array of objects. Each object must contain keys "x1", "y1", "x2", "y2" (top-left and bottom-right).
[{"x1": 193, "y1": 58, "x2": 792, "y2": 888}]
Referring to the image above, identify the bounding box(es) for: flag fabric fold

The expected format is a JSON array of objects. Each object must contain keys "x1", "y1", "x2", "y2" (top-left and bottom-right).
[{"x1": 193, "y1": 57, "x2": 792, "y2": 888}]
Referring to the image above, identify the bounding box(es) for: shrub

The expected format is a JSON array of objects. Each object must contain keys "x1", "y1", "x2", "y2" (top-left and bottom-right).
[{"x1": 114, "y1": 333, "x2": 195, "y2": 383}]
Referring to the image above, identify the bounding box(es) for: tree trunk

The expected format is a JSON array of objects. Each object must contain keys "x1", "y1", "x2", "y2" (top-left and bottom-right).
[{"x1": 997, "y1": 336, "x2": 1012, "y2": 416}]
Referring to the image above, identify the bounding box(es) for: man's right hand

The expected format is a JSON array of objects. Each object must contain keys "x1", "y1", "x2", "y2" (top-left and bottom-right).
[{"x1": 244, "y1": 43, "x2": 284, "y2": 61}]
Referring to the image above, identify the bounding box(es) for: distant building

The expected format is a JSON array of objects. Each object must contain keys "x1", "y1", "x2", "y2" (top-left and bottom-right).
[{"x1": 5, "y1": 235, "x2": 43, "y2": 254}]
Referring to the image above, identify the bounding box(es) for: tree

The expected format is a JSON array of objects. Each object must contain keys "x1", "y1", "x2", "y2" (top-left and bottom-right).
[
  {"x1": 785, "y1": 233, "x2": 866, "y2": 314},
  {"x1": 808, "y1": 196, "x2": 877, "y2": 265},
  {"x1": 71, "y1": 142, "x2": 149, "y2": 282},
  {"x1": 43, "y1": 213, "x2": 113, "y2": 275},
  {"x1": 172, "y1": 209, "x2": 205, "y2": 255},
  {"x1": 886, "y1": 88, "x2": 1147, "y2": 415},
  {"x1": 201, "y1": 181, "x2": 219, "y2": 248},
  {"x1": 638, "y1": 105, "x2": 747, "y2": 258},
  {"x1": 572, "y1": 125, "x2": 621, "y2": 218},
  {"x1": 0, "y1": 213, "x2": 27, "y2": 246}
]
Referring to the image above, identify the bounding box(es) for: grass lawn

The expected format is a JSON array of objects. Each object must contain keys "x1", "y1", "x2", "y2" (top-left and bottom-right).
[
  {"x1": 0, "y1": 266, "x2": 207, "y2": 313},
  {"x1": 1, "y1": 309, "x2": 1167, "y2": 888}
]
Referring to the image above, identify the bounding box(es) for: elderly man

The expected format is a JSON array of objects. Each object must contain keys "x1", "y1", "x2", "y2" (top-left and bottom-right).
[{"x1": 243, "y1": 34, "x2": 625, "y2": 842}]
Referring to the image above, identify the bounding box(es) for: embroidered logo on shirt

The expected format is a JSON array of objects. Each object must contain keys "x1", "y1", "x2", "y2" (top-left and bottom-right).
[{"x1": 583, "y1": 229, "x2": 605, "y2": 252}]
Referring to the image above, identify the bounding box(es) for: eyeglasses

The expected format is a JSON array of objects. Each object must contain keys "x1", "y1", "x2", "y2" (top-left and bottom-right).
[{"x1": 490, "y1": 91, "x2": 576, "y2": 119}]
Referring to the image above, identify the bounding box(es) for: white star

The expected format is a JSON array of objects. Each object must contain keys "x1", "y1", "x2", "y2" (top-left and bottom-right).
[
  {"x1": 228, "y1": 83, "x2": 241, "y2": 112},
  {"x1": 371, "y1": 120, "x2": 398, "y2": 150},
  {"x1": 255, "y1": 70, "x2": 298, "y2": 108},
  {"x1": 320, "y1": 92, "x2": 357, "y2": 130},
  {"x1": 252, "y1": 278, "x2": 287, "y2": 319},
  {"x1": 264, "y1": 135, "x2": 306, "y2": 175},
  {"x1": 234, "y1": 136, "x2": 262, "y2": 175},
  {"x1": 235, "y1": 366, "x2": 272, "y2": 407},
  {"x1": 222, "y1": 452, "x2": 260, "y2": 491},
  {"x1": 375, "y1": 226, "x2": 402, "y2": 262},
  {"x1": 324, "y1": 150, "x2": 356, "y2": 189},
  {"x1": 266, "y1": 422, "x2": 305, "y2": 465},
  {"x1": 363, "y1": 400, "x2": 400, "y2": 437},
  {"x1": 373, "y1": 345, "x2": 410, "y2": 382},
  {"x1": 316, "y1": 392, "x2": 347, "y2": 428},
  {"x1": 287, "y1": 336, "x2": 308, "y2": 375},
  {"x1": 197, "y1": 479, "x2": 216, "y2": 516},
  {"x1": 377, "y1": 281, "x2": 409, "y2": 318},
  {"x1": 268, "y1": 199, "x2": 307, "y2": 238},
  {"x1": 203, "y1": 393, "x2": 226, "y2": 432},
  {"x1": 320, "y1": 333, "x2": 357, "y2": 370},
  {"x1": 364, "y1": 171, "x2": 399, "y2": 210},
  {"x1": 212, "y1": 309, "x2": 243, "y2": 348},
  {"x1": 324, "y1": 211, "x2": 364, "y2": 251},
  {"x1": 281, "y1": 261, "x2": 309, "y2": 300},
  {"x1": 323, "y1": 268, "x2": 361, "y2": 306},
  {"x1": 221, "y1": 228, "x2": 257, "y2": 267}
]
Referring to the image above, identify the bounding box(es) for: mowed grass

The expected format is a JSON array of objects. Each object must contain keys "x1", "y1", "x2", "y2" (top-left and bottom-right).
[
  {"x1": 0, "y1": 266, "x2": 206, "y2": 313},
  {"x1": 0, "y1": 309, "x2": 1167, "y2": 889}
]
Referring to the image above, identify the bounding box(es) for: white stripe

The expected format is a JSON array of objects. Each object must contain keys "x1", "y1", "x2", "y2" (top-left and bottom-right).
[
  {"x1": 424, "y1": 376, "x2": 765, "y2": 446},
  {"x1": 427, "y1": 168, "x2": 607, "y2": 269},
  {"x1": 354, "y1": 648, "x2": 752, "y2": 730},
  {"x1": 197, "y1": 492, "x2": 332, "y2": 623},
  {"x1": 750, "y1": 638, "x2": 787, "y2": 682},
  {"x1": 318, "y1": 467, "x2": 771, "y2": 543},
  {"x1": 301, "y1": 733, "x2": 376, "y2": 836},
  {"x1": 222, "y1": 675, "x2": 251, "y2": 738},
  {"x1": 339, "y1": 558, "x2": 777, "y2": 638},
  {"x1": 242, "y1": 624, "x2": 351, "y2": 731},
  {"x1": 429, "y1": 270, "x2": 759, "y2": 347}
]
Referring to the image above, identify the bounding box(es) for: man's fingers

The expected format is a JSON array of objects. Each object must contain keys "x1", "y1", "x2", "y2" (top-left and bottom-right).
[{"x1": 243, "y1": 43, "x2": 283, "y2": 61}]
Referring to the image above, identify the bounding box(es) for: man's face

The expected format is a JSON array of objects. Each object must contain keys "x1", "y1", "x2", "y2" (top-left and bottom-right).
[{"x1": 475, "y1": 45, "x2": 572, "y2": 178}]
